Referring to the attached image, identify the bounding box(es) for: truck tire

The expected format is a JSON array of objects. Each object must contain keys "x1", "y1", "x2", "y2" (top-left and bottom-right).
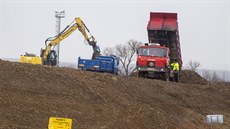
[
  {"x1": 138, "y1": 71, "x2": 142, "y2": 78},
  {"x1": 162, "y1": 72, "x2": 169, "y2": 81},
  {"x1": 138, "y1": 71, "x2": 146, "y2": 78}
]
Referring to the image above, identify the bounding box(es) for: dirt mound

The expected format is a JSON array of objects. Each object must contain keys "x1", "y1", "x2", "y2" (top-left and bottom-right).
[
  {"x1": 130, "y1": 70, "x2": 208, "y2": 85},
  {"x1": 0, "y1": 60, "x2": 230, "y2": 129},
  {"x1": 180, "y1": 70, "x2": 209, "y2": 85}
]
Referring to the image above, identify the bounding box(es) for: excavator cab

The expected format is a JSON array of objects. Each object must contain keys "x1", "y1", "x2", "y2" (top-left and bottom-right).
[{"x1": 40, "y1": 49, "x2": 57, "y2": 66}]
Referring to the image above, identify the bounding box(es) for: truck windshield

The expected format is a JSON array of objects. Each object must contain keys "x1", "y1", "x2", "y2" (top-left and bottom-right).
[{"x1": 139, "y1": 48, "x2": 166, "y2": 57}]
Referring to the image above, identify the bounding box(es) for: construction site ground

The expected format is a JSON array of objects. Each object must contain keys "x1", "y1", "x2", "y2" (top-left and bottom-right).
[{"x1": 0, "y1": 60, "x2": 229, "y2": 129}]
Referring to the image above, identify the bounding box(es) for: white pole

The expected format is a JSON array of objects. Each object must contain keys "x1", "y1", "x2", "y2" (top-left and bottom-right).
[{"x1": 55, "y1": 11, "x2": 65, "y2": 66}]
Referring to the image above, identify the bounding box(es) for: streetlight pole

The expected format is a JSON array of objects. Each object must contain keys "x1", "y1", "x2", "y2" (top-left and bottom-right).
[{"x1": 55, "y1": 11, "x2": 65, "y2": 66}]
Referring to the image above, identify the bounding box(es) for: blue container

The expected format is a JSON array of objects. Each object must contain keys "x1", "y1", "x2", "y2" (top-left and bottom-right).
[{"x1": 78, "y1": 55, "x2": 119, "y2": 74}]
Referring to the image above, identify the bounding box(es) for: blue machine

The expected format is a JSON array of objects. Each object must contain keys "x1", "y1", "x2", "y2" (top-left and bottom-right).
[{"x1": 78, "y1": 55, "x2": 119, "y2": 74}]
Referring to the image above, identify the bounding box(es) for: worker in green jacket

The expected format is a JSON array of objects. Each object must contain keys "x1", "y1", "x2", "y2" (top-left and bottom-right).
[{"x1": 170, "y1": 59, "x2": 180, "y2": 82}]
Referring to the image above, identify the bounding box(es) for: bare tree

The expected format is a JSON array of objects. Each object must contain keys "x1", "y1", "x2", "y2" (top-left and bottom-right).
[
  {"x1": 103, "y1": 39, "x2": 142, "y2": 76},
  {"x1": 202, "y1": 70, "x2": 211, "y2": 81},
  {"x1": 103, "y1": 47, "x2": 115, "y2": 56},
  {"x1": 211, "y1": 71, "x2": 221, "y2": 82},
  {"x1": 187, "y1": 60, "x2": 200, "y2": 71}
]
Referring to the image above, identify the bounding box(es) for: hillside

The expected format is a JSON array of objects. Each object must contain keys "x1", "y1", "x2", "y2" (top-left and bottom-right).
[{"x1": 0, "y1": 60, "x2": 229, "y2": 129}]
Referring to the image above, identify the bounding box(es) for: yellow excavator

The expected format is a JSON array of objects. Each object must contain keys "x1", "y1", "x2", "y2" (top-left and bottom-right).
[{"x1": 20, "y1": 17, "x2": 100, "y2": 66}]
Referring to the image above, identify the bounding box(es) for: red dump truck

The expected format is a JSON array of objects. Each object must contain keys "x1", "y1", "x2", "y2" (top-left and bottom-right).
[{"x1": 136, "y1": 12, "x2": 182, "y2": 81}]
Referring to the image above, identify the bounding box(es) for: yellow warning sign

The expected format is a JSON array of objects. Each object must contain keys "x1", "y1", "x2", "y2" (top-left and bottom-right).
[{"x1": 48, "y1": 117, "x2": 72, "y2": 129}]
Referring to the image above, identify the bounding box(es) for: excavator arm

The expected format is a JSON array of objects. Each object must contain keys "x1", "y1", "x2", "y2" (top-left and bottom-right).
[{"x1": 41, "y1": 17, "x2": 100, "y2": 66}]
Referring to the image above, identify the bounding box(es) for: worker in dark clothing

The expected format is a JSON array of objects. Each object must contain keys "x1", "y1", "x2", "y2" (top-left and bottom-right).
[{"x1": 170, "y1": 59, "x2": 180, "y2": 82}]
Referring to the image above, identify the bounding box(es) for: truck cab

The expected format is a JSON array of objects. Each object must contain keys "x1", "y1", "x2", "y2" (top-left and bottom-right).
[
  {"x1": 136, "y1": 43, "x2": 170, "y2": 80},
  {"x1": 136, "y1": 12, "x2": 182, "y2": 81}
]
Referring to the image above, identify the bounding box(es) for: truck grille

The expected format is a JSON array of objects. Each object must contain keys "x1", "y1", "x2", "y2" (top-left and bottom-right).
[{"x1": 147, "y1": 61, "x2": 155, "y2": 67}]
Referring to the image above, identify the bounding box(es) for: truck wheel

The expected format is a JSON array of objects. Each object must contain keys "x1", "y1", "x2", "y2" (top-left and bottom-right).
[
  {"x1": 138, "y1": 72, "x2": 142, "y2": 78},
  {"x1": 138, "y1": 71, "x2": 146, "y2": 78},
  {"x1": 162, "y1": 72, "x2": 169, "y2": 81}
]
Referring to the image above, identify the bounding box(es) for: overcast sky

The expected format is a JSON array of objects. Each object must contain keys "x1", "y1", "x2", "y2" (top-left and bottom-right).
[{"x1": 0, "y1": 0, "x2": 229, "y2": 71}]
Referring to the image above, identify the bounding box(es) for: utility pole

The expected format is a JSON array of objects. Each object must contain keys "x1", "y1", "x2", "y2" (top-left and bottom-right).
[{"x1": 55, "y1": 11, "x2": 65, "y2": 66}]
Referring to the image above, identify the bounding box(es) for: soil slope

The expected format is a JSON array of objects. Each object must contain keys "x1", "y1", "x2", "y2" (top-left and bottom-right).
[{"x1": 0, "y1": 60, "x2": 229, "y2": 129}]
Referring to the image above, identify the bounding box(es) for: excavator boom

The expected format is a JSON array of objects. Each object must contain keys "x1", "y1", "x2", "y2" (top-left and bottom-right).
[{"x1": 41, "y1": 17, "x2": 100, "y2": 66}]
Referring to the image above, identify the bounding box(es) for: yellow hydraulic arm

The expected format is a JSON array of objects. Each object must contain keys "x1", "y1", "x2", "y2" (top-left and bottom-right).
[{"x1": 41, "y1": 17, "x2": 100, "y2": 65}]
